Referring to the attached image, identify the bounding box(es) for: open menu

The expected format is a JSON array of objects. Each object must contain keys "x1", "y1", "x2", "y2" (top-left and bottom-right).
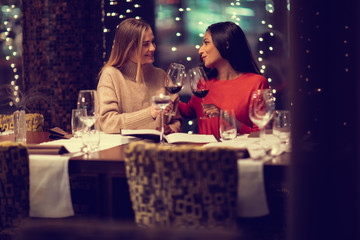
[{"x1": 120, "y1": 129, "x2": 218, "y2": 144}]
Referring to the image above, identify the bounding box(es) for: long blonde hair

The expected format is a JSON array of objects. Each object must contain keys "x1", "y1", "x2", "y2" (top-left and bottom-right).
[{"x1": 99, "y1": 18, "x2": 150, "y2": 83}]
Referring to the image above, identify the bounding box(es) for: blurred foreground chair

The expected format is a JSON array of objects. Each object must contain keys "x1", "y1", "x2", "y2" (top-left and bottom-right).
[
  {"x1": 124, "y1": 141, "x2": 238, "y2": 229},
  {"x1": 0, "y1": 113, "x2": 44, "y2": 132},
  {"x1": 17, "y1": 218, "x2": 241, "y2": 240},
  {"x1": 0, "y1": 142, "x2": 30, "y2": 239}
]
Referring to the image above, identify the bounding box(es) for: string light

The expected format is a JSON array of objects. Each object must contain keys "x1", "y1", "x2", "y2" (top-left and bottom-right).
[
  {"x1": 1, "y1": 3, "x2": 21, "y2": 107},
  {"x1": 167, "y1": 6, "x2": 194, "y2": 62},
  {"x1": 257, "y1": 0, "x2": 276, "y2": 78},
  {"x1": 102, "y1": 0, "x2": 142, "y2": 61},
  {"x1": 229, "y1": 0, "x2": 241, "y2": 25}
]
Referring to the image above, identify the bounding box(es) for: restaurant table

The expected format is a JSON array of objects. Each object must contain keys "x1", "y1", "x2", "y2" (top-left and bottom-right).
[{"x1": 0, "y1": 132, "x2": 290, "y2": 220}]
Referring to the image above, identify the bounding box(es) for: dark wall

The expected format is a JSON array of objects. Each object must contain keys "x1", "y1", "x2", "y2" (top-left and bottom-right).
[
  {"x1": 289, "y1": 1, "x2": 359, "y2": 239},
  {"x1": 22, "y1": 0, "x2": 103, "y2": 131}
]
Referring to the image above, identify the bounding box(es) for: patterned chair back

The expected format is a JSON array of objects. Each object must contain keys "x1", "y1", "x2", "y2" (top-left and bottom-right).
[
  {"x1": 124, "y1": 141, "x2": 238, "y2": 229},
  {"x1": 0, "y1": 142, "x2": 29, "y2": 231},
  {"x1": 0, "y1": 113, "x2": 44, "y2": 132}
]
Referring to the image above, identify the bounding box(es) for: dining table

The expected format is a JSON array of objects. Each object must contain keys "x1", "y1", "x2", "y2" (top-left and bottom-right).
[{"x1": 0, "y1": 131, "x2": 290, "y2": 220}]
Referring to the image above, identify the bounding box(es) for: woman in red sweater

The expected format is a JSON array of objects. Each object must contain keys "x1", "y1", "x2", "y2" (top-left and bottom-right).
[{"x1": 178, "y1": 21, "x2": 270, "y2": 138}]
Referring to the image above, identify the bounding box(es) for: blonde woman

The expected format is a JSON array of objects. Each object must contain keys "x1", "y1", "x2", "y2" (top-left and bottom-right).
[{"x1": 97, "y1": 18, "x2": 181, "y2": 134}]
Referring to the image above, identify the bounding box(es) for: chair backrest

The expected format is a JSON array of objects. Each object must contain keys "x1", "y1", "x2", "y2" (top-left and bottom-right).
[
  {"x1": 17, "y1": 218, "x2": 241, "y2": 240},
  {"x1": 0, "y1": 142, "x2": 30, "y2": 231},
  {"x1": 0, "y1": 113, "x2": 44, "y2": 132},
  {"x1": 124, "y1": 141, "x2": 238, "y2": 229}
]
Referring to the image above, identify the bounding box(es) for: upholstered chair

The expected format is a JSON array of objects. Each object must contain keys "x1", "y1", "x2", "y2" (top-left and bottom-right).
[
  {"x1": 124, "y1": 141, "x2": 238, "y2": 229},
  {"x1": 0, "y1": 142, "x2": 30, "y2": 238}
]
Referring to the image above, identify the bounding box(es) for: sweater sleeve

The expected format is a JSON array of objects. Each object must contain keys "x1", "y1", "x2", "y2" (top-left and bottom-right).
[
  {"x1": 178, "y1": 96, "x2": 198, "y2": 119},
  {"x1": 97, "y1": 70, "x2": 156, "y2": 133}
]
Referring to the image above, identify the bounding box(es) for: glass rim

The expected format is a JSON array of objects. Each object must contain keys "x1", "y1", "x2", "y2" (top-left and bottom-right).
[
  {"x1": 169, "y1": 62, "x2": 185, "y2": 69},
  {"x1": 79, "y1": 89, "x2": 97, "y2": 93}
]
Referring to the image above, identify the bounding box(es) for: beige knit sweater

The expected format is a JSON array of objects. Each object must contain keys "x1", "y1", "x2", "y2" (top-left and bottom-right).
[{"x1": 97, "y1": 61, "x2": 181, "y2": 133}]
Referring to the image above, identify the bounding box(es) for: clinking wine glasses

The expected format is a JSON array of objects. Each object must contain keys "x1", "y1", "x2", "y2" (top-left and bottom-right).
[{"x1": 188, "y1": 66, "x2": 211, "y2": 119}]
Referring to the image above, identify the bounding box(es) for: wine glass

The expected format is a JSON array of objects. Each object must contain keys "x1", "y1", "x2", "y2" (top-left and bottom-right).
[
  {"x1": 164, "y1": 63, "x2": 185, "y2": 117},
  {"x1": 273, "y1": 110, "x2": 291, "y2": 145},
  {"x1": 188, "y1": 66, "x2": 211, "y2": 119},
  {"x1": 77, "y1": 90, "x2": 99, "y2": 152},
  {"x1": 249, "y1": 89, "x2": 275, "y2": 145},
  {"x1": 152, "y1": 94, "x2": 171, "y2": 143},
  {"x1": 219, "y1": 109, "x2": 237, "y2": 141}
]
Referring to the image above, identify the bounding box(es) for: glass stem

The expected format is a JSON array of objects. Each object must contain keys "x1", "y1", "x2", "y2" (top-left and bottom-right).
[
  {"x1": 160, "y1": 111, "x2": 164, "y2": 143},
  {"x1": 200, "y1": 98, "x2": 207, "y2": 119},
  {"x1": 259, "y1": 127, "x2": 266, "y2": 146}
]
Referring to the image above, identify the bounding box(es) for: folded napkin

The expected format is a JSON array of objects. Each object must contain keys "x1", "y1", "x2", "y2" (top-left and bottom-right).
[
  {"x1": 27, "y1": 144, "x2": 69, "y2": 155},
  {"x1": 49, "y1": 127, "x2": 73, "y2": 140},
  {"x1": 29, "y1": 154, "x2": 74, "y2": 218},
  {"x1": 237, "y1": 159, "x2": 269, "y2": 217}
]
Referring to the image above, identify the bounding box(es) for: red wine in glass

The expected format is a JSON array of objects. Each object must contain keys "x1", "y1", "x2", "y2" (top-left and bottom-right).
[
  {"x1": 165, "y1": 63, "x2": 185, "y2": 93},
  {"x1": 165, "y1": 86, "x2": 183, "y2": 94},
  {"x1": 192, "y1": 89, "x2": 209, "y2": 98},
  {"x1": 164, "y1": 63, "x2": 185, "y2": 116},
  {"x1": 188, "y1": 67, "x2": 211, "y2": 119}
]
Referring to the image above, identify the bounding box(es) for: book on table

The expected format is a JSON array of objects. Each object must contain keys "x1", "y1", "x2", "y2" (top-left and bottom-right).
[{"x1": 120, "y1": 129, "x2": 218, "y2": 143}]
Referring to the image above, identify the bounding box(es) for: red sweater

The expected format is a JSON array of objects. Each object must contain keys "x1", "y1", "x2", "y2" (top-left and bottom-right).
[{"x1": 179, "y1": 73, "x2": 270, "y2": 138}]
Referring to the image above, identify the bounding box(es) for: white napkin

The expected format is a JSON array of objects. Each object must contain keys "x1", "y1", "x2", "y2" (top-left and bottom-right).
[
  {"x1": 237, "y1": 158, "x2": 269, "y2": 217},
  {"x1": 29, "y1": 133, "x2": 132, "y2": 218},
  {"x1": 29, "y1": 154, "x2": 74, "y2": 218}
]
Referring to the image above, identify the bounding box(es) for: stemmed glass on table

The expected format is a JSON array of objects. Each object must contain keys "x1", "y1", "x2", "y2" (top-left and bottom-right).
[
  {"x1": 77, "y1": 90, "x2": 99, "y2": 153},
  {"x1": 188, "y1": 66, "x2": 211, "y2": 119},
  {"x1": 164, "y1": 63, "x2": 185, "y2": 117},
  {"x1": 249, "y1": 89, "x2": 275, "y2": 146},
  {"x1": 152, "y1": 94, "x2": 171, "y2": 143}
]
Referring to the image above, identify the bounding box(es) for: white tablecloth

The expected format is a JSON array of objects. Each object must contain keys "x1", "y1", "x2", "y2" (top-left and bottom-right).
[
  {"x1": 29, "y1": 133, "x2": 132, "y2": 218},
  {"x1": 29, "y1": 132, "x2": 288, "y2": 218}
]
